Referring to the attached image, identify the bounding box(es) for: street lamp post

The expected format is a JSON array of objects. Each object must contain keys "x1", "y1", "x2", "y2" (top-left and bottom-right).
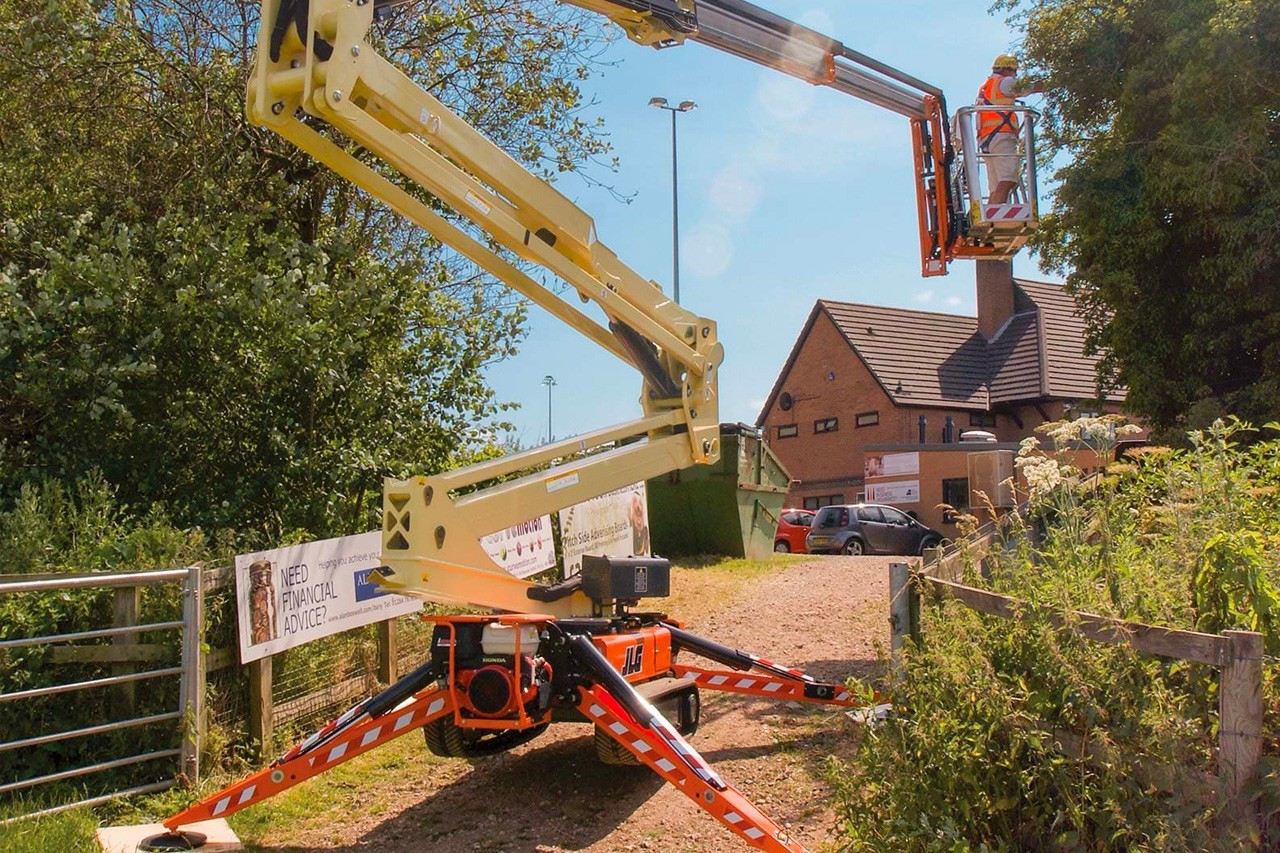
[
  {"x1": 648, "y1": 97, "x2": 696, "y2": 304},
  {"x1": 541, "y1": 375, "x2": 557, "y2": 443}
]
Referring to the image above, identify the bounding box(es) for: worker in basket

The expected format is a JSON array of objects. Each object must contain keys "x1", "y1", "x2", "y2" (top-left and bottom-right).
[{"x1": 977, "y1": 53, "x2": 1044, "y2": 205}]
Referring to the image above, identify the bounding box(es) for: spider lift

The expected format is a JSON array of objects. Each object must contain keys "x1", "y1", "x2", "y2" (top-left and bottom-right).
[{"x1": 142, "y1": 1, "x2": 1032, "y2": 851}]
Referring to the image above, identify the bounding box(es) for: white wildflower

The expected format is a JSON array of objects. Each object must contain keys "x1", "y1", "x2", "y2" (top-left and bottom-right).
[
  {"x1": 1015, "y1": 453, "x2": 1065, "y2": 499},
  {"x1": 1083, "y1": 418, "x2": 1114, "y2": 444},
  {"x1": 1040, "y1": 419, "x2": 1081, "y2": 444}
]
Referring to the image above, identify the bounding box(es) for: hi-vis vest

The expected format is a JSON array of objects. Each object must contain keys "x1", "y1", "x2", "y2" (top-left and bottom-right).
[{"x1": 977, "y1": 75, "x2": 1018, "y2": 148}]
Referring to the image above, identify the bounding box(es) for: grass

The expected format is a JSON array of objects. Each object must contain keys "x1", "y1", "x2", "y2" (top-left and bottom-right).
[
  {"x1": 226, "y1": 735, "x2": 450, "y2": 849},
  {"x1": 666, "y1": 553, "x2": 801, "y2": 619},
  {"x1": 0, "y1": 801, "x2": 101, "y2": 853}
]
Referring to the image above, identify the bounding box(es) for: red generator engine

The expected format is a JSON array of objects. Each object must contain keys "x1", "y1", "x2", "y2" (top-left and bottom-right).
[{"x1": 424, "y1": 617, "x2": 556, "y2": 757}]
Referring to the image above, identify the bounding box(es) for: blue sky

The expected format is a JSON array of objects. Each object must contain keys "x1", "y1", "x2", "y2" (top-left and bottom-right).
[{"x1": 485, "y1": 0, "x2": 1056, "y2": 446}]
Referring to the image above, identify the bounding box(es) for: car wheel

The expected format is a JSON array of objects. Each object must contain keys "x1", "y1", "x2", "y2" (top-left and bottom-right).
[
  {"x1": 774, "y1": 540, "x2": 790, "y2": 553},
  {"x1": 843, "y1": 538, "x2": 864, "y2": 556},
  {"x1": 918, "y1": 536, "x2": 941, "y2": 556}
]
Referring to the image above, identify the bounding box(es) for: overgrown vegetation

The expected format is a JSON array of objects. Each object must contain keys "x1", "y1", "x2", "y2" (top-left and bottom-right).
[{"x1": 835, "y1": 418, "x2": 1280, "y2": 851}]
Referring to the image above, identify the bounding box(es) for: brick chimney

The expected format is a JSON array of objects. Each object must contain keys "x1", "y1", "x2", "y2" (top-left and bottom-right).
[{"x1": 976, "y1": 259, "x2": 1016, "y2": 341}]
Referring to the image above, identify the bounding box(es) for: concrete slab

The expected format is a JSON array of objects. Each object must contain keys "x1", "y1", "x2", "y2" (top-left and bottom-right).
[{"x1": 96, "y1": 819, "x2": 242, "y2": 853}]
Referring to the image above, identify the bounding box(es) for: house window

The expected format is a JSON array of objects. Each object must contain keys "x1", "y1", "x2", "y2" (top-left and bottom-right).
[
  {"x1": 855, "y1": 411, "x2": 879, "y2": 428},
  {"x1": 803, "y1": 494, "x2": 843, "y2": 510},
  {"x1": 777, "y1": 424, "x2": 798, "y2": 439},
  {"x1": 1066, "y1": 403, "x2": 1101, "y2": 419},
  {"x1": 814, "y1": 417, "x2": 838, "y2": 434},
  {"x1": 942, "y1": 477, "x2": 970, "y2": 511},
  {"x1": 969, "y1": 412, "x2": 997, "y2": 428}
]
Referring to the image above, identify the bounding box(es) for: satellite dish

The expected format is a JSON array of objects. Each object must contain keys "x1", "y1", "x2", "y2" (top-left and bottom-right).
[{"x1": 779, "y1": 391, "x2": 793, "y2": 411}]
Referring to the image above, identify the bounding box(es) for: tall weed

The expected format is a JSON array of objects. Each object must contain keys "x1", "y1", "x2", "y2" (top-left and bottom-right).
[{"x1": 835, "y1": 418, "x2": 1280, "y2": 851}]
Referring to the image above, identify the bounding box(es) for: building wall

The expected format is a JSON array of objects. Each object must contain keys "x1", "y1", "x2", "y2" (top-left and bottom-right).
[
  {"x1": 759, "y1": 309, "x2": 1137, "y2": 514},
  {"x1": 758, "y1": 311, "x2": 893, "y2": 508},
  {"x1": 863, "y1": 443, "x2": 1124, "y2": 534},
  {"x1": 865, "y1": 446, "x2": 972, "y2": 533}
]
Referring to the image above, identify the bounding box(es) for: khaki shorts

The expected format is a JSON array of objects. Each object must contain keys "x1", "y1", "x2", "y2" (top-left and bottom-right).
[{"x1": 982, "y1": 133, "x2": 1020, "y2": 196}]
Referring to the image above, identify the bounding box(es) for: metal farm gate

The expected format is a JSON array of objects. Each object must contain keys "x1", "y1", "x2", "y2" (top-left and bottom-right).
[{"x1": 0, "y1": 568, "x2": 203, "y2": 820}]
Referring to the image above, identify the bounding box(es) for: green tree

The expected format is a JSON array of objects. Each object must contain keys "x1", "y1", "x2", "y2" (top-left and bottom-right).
[
  {"x1": 1002, "y1": 0, "x2": 1280, "y2": 430},
  {"x1": 0, "y1": 0, "x2": 612, "y2": 537}
]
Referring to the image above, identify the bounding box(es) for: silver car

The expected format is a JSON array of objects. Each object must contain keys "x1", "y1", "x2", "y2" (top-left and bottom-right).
[{"x1": 805, "y1": 503, "x2": 943, "y2": 556}]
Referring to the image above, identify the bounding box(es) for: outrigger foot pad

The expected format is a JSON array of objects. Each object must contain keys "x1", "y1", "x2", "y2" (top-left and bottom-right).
[{"x1": 138, "y1": 830, "x2": 207, "y2": 851}]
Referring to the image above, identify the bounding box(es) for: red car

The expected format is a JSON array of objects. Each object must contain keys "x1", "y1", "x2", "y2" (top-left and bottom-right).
[{"x1": 774, "y1": 508, "x2": 814, "y2": 553}]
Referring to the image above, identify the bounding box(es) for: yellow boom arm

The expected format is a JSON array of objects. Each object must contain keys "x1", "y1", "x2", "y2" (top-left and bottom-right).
[{"x1": 249, "y1": 0, "x2": 722, "y2": 616}]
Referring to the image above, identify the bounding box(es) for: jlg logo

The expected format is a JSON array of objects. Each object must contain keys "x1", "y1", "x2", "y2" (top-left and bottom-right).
[{"x1": 622, "y1": 641, "x2": 644, "y2": 676}]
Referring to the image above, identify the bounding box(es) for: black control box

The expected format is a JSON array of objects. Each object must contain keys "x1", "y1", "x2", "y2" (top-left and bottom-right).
[{"x1": 580, "y1": 555, "x2": 670, "y2": 600}]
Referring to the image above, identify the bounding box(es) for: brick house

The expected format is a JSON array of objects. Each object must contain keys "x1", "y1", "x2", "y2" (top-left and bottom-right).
[{"x1": 756, "y1": 261, "x2": 1131, "y2": 532}]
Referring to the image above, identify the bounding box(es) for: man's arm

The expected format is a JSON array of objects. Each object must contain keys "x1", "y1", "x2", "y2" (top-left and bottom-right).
[{"x1": 1001, "y1": 75, "x2": 1045, "y2": 98}]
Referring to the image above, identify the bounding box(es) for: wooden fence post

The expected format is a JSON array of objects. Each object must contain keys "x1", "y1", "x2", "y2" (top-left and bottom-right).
[
  {"x1": 1220, "y1": 630, "x2": 1263, "y2": 817},
  {"x1": 249, "y1": 656, "x2": 274, "y2": 758},
  {"x1": 111, "y1": 585, "x2": 141, "y2": 714},
  {"x1": 378, "y1": 618, "x2": 398, "y2": 685}
]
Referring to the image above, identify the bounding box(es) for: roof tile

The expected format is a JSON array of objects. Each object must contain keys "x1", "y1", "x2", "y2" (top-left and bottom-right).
[{"x1": 797, "y1": 279, "x2": 1119, "y2": 412}]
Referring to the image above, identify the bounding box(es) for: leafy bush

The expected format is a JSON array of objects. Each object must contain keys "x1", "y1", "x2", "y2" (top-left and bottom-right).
[{"x1": 834, "y1": 418, "x2": 1280, "y2": 851}]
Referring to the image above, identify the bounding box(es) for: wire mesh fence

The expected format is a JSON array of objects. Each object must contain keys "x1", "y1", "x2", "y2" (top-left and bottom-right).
[{"x1": 204, "y1": 566, "x2": 440, "y2": 758}]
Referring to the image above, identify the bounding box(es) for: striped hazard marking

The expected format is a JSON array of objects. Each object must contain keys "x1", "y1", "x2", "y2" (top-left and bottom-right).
[
  {"x1": 670, "y1": 663, "x2": 881, "y2": 709},
  {"x1": 163, "y1": 686, "x2": 455, "y2": 831},
  {"x1": 983, "y1": 203, "x2": 1032, "y2": 221},
  {"x1": 577, "y1": 684, "x2": 809, "y2": 853}
]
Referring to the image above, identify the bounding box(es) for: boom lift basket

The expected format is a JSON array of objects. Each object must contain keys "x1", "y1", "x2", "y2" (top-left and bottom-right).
[{"x1": 949, "y1": 104, "x2": 1040, "y2": 260}]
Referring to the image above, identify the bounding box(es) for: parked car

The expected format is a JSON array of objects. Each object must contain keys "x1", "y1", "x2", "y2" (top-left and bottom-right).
[
  {"x1": 773, "y1": 508, "x2": 814, "y2": 553},
  {"x1": 805, "y1": 503, "x2": 944, "y2": 556}
]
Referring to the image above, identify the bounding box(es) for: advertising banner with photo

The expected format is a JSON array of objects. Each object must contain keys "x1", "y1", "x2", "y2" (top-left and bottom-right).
[
  {"x1": 558, "y1": 482, "x2": 650, "y2": 577},
  {"x1": 865, "y1": 480, "x2": 921, "y2": 505},
  {"x1": 234, "y1": 531, "x2": 423, "y2": 664},
  {"x1": 479, "y1": 515, "x2": 556, "y2": 579},
  {"x1": 864, "y1": 451, "x2": 920, "y2": 480}
]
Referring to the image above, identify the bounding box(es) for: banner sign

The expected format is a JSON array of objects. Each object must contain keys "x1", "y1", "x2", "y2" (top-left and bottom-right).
[
  {"x1": 234, "y1": 531, "x2": 422, "y2": 664},
  {"x1": 480, "y1": 515, "x2": 556, "y2": 579},
  {"x1": 865, "y1": 480, "x2": 921, "y2": 505},
  {"x1": 559, "y1": 482, "x2": 650, "y2": 577},
  {"x1": 864, "y1": 451, "x2": 920, "y2": 480}
]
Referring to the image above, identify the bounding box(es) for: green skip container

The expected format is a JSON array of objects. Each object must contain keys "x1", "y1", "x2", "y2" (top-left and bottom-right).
[{"x1": 646, "y1": 423, "x2": 792, "y2": 559}]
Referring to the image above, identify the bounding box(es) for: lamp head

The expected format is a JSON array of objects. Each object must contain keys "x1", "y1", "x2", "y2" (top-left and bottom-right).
[
  {"x1": 677, "y1": 100, "x2": 697, "y2": 112},
  {"x1": 648, "y1": 97, "x2": 668, "y2": 108}
]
